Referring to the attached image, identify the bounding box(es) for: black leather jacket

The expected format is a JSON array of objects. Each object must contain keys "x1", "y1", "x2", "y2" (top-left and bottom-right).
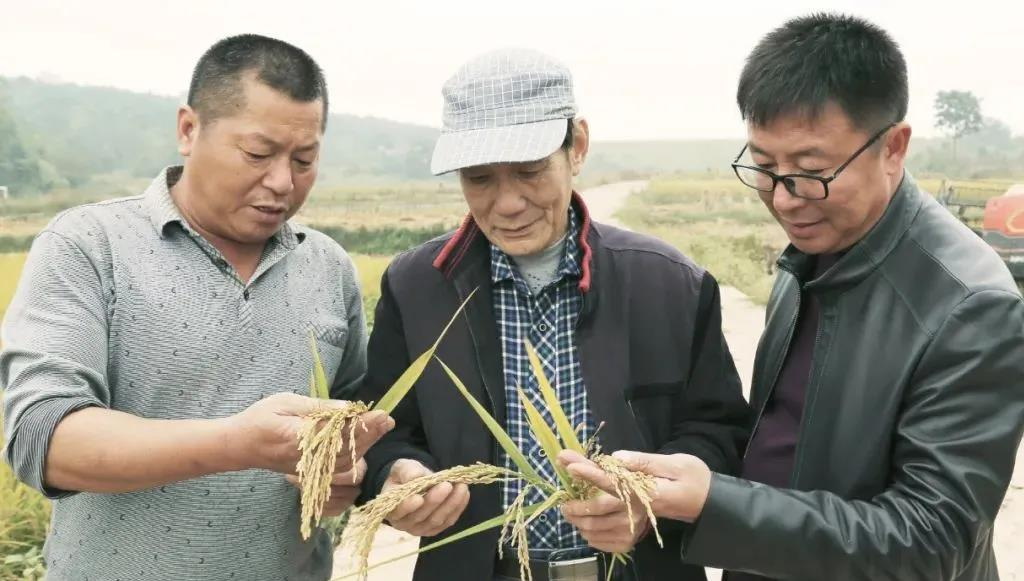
[{"x1": 684, "y1": 173, "x2": 1024, "y2": 580}]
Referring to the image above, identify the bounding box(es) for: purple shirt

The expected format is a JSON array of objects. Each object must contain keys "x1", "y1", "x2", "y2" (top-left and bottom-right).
[{"x1": 730, "y1": 254, "x2": 838, "y2": 581}]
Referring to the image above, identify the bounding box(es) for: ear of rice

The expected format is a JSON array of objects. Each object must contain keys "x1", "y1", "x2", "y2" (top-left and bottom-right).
[
  {"x1": 296, "y1": 402, "x2": 371, "y2": 540},
  {"x1": 499, "y1": 486, "x2": 533, "y2": 581},
  {"x1": 525, "y1": 341, "x2": 584, "y2": 454},
  {"x1": 332, "y1": 500, "x2": 546, "y2": 581},
  {"x1": 299, "y1": 291, "x2": 479, "y2": 543},
  {"x1": 593, "y1": 454, "x2": 663, "y2": 548},
  {"x1": 341, "y1": 462, "x2": 515, "y2": 580},
  {"x1": 373, "y1": 288, "x2": 478, "y2": 413},
  {"x1": 436, "y1": 357, "x2": 547, "y2": 489}
]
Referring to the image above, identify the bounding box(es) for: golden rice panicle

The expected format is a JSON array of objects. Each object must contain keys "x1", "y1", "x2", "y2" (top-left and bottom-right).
[
  {"x1": 296, "y1": 401, "x2": 371, "y2": 540},
  {"x1": 497, "y1": 486, "x2": 533, "y2": 581},
  {"x1": 342, "y1": 463, "x2": 514, "y2": 580},
  {"x1": 593, "y1": 454, "x2": 663, "y2": 548}
]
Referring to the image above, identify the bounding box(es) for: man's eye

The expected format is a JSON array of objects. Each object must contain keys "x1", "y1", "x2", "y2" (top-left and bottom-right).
[
  {"x1": 293, "y1": 158, "x2": 314, "y2": 168},
  {"x1": 244, "y1": 150, "x2": 270, "y2": 161},
  {"x1": 518, "y1": 170, "x2": 541, "y2": 179},
  {"x1": 799, "y1": 168, "x2": 827, "y2": 176},
  {"x1": 466, "y1": 175, "x2": 489, "y2": 184}
]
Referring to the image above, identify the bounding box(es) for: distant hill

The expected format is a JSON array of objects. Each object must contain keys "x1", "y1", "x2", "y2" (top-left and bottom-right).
[
  {"x1": 587, "y1": 139, "x2": 744, "y2": 176},
  {"x1": 0, "y1": 76, "x2": 1020, "y2": 197},
  {"x1": 0, "y1": 76, "x2": 440, "y2": 193}
]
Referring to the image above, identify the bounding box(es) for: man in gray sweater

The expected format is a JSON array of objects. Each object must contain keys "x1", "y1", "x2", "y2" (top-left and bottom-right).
[{"x1": 1, "y1": 34, "x2": 392, "y2": 580}]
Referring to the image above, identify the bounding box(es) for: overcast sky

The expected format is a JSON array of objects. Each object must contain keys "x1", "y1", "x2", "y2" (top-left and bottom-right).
[{"x1": 2, "y1": 0, "x2": 1021, "y2": 140}]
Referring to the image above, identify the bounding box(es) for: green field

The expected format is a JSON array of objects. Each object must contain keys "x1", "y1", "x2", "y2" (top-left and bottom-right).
[
  {"x1": 0, "y1": 412, "x2": 49, "y2": 580},
  {"x1": 620, "y1": 176, "x2": 1022, "y2": 305},
  {"x1": 0, "y1": 254, "x2": 26, "y2": 324},
  {"x1": 1, "y1": 253, "x2": 390, "y2": 327},
  {"x1": 618, "y1": 177, "x2": 787, "y2": 305}
]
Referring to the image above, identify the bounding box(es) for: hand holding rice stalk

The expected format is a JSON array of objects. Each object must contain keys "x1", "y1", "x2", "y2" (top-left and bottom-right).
[
  {"x1": 335, "y1": 340, "x2": 661, "y2": 581},
  {"x1": 297, "y1": 290, "x2": 477, "y2": 541},
  {"x1": 493, "y1": 342, "x2": 663, "y2": 581}
]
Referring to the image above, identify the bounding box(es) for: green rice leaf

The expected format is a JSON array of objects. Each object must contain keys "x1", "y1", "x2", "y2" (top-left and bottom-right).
[
  {"x1": 436, "y1": 357, "x2": 546, "y2": 489},
  {"x1": 525, "y1": 341, "x2": 584, "y2": 454},
  {"x1": 333, "y1": 502, "x2": 545, "y2": 580},
  {"x1": 309, "y1": 333, "x2": 331, "y2": 400},
  {"x1": 517, "y1": 388, "x2": 574, "y2": 490},
  {"x1": 372, "y1": 288, "x2": 478, "y2": 413}
]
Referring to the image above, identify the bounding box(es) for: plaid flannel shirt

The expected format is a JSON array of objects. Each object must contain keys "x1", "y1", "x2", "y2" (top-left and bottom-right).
[{"x1": 490, "y1": 207, "x2": 595, "y2": 551}]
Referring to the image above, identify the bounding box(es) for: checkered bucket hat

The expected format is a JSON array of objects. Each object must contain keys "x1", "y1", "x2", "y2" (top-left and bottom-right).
[{"x1": 430, "y1": 48, "x2": 578, "y2": 175}]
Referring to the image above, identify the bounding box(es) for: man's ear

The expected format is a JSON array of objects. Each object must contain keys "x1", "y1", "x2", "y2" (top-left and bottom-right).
[
  {"x1": 883, "y1": 122, "x2": 912, "y2": 176},
  {"x1": 176, "y1": 105, "x2": 201, "y2": 157},
  {"x1": 569, "y1": 118, "x2": 590, "y2": 177}
]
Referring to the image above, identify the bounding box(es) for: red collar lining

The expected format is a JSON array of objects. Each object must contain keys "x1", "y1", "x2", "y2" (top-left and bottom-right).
[{"x1": 432, "y1": 192, "x2": 594, "y2": 293}]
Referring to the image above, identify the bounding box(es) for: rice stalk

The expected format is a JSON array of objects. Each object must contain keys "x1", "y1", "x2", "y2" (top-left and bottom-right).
[
  {"x1": 436, "y1": 357, "x2": 549, "y2": 491},
  {"x1": 334, "y1": 335, "x2": 663, "y2": 580},
  {"x1": 341, "y1": 463, "x2": 518, "y2": 580},
  {"x1": 332, "y1": 501, "x2": 548, "y2": 580},
  {"x1": 495, "y1": 343, "x2": 663, "y2": 579},
  {"x1": 297, "y1": 289, "x2": 477, "y2": 539}
]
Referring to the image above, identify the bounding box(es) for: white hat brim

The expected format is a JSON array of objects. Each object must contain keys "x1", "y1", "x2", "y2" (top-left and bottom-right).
[{"x1": 430, "y1": 118, "x2": 569, "y2": 176}]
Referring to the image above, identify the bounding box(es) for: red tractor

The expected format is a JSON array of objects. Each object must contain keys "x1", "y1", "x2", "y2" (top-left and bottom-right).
[
  {"x1": 981, "y1": 184, "x2": 1024, "y2": 288},
  {"x1": 938, "y1": 182, "x2": 1024, "y2": 292}
]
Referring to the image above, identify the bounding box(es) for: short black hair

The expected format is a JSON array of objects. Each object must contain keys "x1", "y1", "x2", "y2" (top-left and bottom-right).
[
  {"x1": 187, "y1": 34, "x2": 328, "y2": 131},
  {"x1": 737, "y1": 13, "x2": 907, "y2": 132},
  {"x1": 561, "y1": 118, "x2": 576, "y2": 151}
]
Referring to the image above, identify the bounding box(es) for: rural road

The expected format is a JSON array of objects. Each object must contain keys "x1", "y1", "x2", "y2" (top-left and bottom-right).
[{"x1": 335, "y1": 181, "x2": 1023, "y2": 580}]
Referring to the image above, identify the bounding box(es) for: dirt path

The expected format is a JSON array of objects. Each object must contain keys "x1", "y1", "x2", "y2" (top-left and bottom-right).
[{"x1": 334, "y1": 181, "x2": 1023, "y2": 580}]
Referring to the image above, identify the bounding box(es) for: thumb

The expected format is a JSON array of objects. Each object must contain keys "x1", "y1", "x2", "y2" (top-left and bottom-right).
[
  {"x1": 271, "y1": 393, "x2": 323, "y2": 417},
  {"x1": 611, "y1": 451, "x2": 683, "y2": 480},
  {"x1": 392, "y1": 459, "x2": 433, "y2": 484}
]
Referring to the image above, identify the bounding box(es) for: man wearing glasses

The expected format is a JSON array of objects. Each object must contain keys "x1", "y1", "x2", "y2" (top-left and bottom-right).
[{"x1": 558, "y1": 13, "x2": 1024, "y2": 580}]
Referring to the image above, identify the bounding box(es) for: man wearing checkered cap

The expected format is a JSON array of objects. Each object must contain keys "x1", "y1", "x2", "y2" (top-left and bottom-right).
[{"x1": 358, "y1": 49, "x2": 751, "y2": 581}]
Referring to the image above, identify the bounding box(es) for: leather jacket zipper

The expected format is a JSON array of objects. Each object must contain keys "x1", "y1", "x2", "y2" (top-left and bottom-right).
[
  {"x1": 789, "y1": 300, "x2": 827, "y2": 487},
  {"x1": 743, "y1": 274, "x2": 801, "y2": 458}
]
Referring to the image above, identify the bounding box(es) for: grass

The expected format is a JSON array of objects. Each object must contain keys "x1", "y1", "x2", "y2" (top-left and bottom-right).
[
  {"x1": 350, "y1": 255, "x2": 390, "y2": 330},
  {"x1": 617, "y1": 177, "x2": 786, "y2": 305},
  {"x1": 0, "y1": 178, "x2": 463, "y2": 255},
  {"x1": 0, "y1": 224, "x2": 448, "y2": 259},
  {"x1": 616, "y1": 175, "x2": 1024, "y2": 305},
  {"x1": 0, "y1": 252, "x2": 391, "y2": 330},
  {"x1": 0, "y1": 415, "x2": 50, "y2": 581},
  {"x1": 313, "y1": 224, "x2": 449, "y2": 256},
  {"x1": 0, "y1": 255, "x2": 26, "y2": 324}
]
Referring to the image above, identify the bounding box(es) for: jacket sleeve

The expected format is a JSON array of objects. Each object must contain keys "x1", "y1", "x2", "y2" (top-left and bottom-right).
[
  {"x1": 356, "y1": 266, "x2": 440, "y2": 503},
  {"x1": 682, "y1": 289, "x2": 1024, "y2": 580},
  {"x1": 656, "y1": 272, "x2": 752, "y2": 477}
]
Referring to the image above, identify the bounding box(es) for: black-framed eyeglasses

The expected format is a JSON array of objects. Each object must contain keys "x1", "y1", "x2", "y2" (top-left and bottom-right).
[{"x1": 731, "y1": 123, "x2": 896, "y2": 200}]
